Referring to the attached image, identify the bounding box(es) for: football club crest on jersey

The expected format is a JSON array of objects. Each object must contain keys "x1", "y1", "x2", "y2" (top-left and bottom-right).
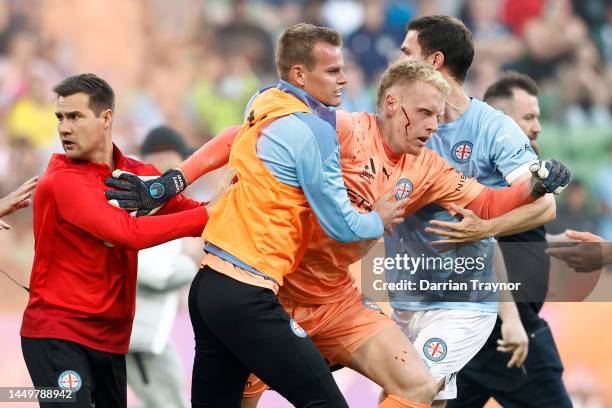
[
  {"x1": 423, "y1": 338, "x2": 447, "y2": 362},
  {"x1": 395, "y1": 178, "x2": 413, "y2": 200},
  {"x1": 362, "y1": 297, "x2": 383, "y2": 312},
  {"x1": 452, "y1": 141, "x2": 473, "y2": 163},
  {"x1": 289, "y1": 319, "x2": 307, "y2": 338},
  {"x1": 58, "y1": 370, "x2": 82, "y2": 392}
]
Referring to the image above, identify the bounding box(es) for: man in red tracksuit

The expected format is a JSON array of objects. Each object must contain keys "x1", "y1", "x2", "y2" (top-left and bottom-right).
[{"x1": 20, "y1": 74, "x2": 209, "y2": 408}]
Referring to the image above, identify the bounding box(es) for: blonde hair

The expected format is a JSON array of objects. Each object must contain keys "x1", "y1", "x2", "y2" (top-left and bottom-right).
[
  {"x1": 376, "y1": 60, "x2": 450, "y2": 109},
  {"x1": 276, "y1": 23, "x2": 342, "y2": 81}
]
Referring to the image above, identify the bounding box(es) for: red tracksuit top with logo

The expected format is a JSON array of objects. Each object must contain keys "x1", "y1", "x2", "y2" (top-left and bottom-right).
[{"x1": 21, "y1": 146, "x2": 207, "y2": 354}]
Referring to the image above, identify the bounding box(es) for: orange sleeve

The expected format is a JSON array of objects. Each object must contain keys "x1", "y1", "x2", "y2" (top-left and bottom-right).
[
  {"x1": 178, "y1": 125, "x2": 240, "y2": 183},
  {"x1": 425, "y1": 151, "x2": 485, "y2": 211},
  {"x1": 465, "y1": 178, "x2": 536, "y2": 219}
]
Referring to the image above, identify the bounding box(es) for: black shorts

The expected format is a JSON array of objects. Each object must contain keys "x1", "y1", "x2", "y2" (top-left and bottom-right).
[
  {"x1": 448, "y1": 322, "x2": 572, "y2": 408},
  {"x1": 188, "y1": 266, "x2": 348, "y2": 407},
  {"x1": 21, "y1": 337, "x2": 126, "y2": 408}
]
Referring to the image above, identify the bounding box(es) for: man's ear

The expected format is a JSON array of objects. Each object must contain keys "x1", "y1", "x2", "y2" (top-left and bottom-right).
[
  {"x1": 430, "y1": 51, "x2": 445, "y2": 71},
  {"x1": 384, "y1": 93, "x2": 397, "y2": 114},
  {"x1": 102, "y1": 109, "x2": 113, "y2": 129},
  {"x1": 289, "y1": 65, "x2": 306, "y2": 87}
]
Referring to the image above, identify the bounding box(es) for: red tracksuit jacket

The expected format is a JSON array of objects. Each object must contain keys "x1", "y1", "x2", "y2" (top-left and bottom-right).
[{"x1": 21, "y1": 146, "x2": 207, "y2": 354}]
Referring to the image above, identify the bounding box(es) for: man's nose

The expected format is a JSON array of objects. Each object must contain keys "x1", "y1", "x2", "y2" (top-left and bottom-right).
[{"x1": 59, "y1": 121, "x2": 71, "y2": 134}]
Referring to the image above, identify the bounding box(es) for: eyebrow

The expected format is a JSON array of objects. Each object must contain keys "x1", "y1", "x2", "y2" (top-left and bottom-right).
[
  {"x1": 417, "y1": 107, "x2": 435, "y2": 114},
  {"x1": 55, "y1": 111, "x2": 82, "y2": 116}
]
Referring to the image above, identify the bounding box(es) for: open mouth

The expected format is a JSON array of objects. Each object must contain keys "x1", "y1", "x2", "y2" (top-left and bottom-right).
[
  {"x1": 62, "y1": 140, "x2": 76, "y2": 149},
  {"x1": 416, "y1": 136, "x2": 429, "y2": 145},
  {"x1": 334, "y1": 90, "x2": 342, "y2": 97}
]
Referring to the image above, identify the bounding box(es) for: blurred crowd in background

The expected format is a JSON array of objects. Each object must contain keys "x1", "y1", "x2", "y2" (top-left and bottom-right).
[{"x1": 0, "y1": 0, "x2": 611, "y2": 406}]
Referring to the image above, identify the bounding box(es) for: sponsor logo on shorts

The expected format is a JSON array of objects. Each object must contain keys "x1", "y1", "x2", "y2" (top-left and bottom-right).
[
  {"x1": 58, "y1": 370, "x2": 82, "y2": 391},
  {"x1": 362, "y1": 297, "x2": 383, "y2": 312},
  {"x1": 423, "y1": 338, "x2": 447, "y2": 362},
  {"x1": 395, "y1": 178, "x2": 413, "y2": 200},
  {"x1": 289, "y1": 319, "x2": 307, "y2": 338},
  {"x1": 452, "y1": 141, "x2": 473, "y2": 163},
  {"x1": 149, "y1": 182, "x2": 165, "y2": 199}
]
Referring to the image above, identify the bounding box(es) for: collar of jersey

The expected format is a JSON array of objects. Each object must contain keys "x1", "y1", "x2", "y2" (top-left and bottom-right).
[{"x1": 277, "y1": 80, "x2": 336, "y2": 128}]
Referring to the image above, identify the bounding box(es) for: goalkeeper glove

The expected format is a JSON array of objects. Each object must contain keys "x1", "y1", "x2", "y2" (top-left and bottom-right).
[
  {"x1": 529, "y1": 159, "x2": 571, "y2": 197},
  {"x1": 105, "y1": 168, "x2": 188, "y2": 216}
]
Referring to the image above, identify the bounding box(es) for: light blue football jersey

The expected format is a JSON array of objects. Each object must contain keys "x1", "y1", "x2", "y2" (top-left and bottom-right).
[{"x1": 384, "y1": 98, "x2": 538, "y2": 313}]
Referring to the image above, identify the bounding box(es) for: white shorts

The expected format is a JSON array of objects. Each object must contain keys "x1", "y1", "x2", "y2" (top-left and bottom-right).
[{"x1": 392, "y1": 308, "x2": 497, "y2": 400}]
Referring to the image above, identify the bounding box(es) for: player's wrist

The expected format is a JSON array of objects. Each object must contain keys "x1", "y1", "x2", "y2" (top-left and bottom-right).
[
  {"x1": 498, "y1": 302, "x2": 520, "y2": 322},
  {"x1": 483, "y1": 218, "x2": 497, "y2": 238},
  {"x1": 175, "y1": 166, "x2": 190, "y2": 186},
  {"x1": 157, "y1": 169, "x2": 187, "y2": 198}
]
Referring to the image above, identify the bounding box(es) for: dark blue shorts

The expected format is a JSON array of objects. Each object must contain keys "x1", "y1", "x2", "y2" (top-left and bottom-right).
[{"x1": 448, "y1": 322, "x2": 572, "y2": 408}]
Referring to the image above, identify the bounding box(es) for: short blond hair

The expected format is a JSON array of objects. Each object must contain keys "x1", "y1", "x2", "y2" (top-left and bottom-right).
[
  {"x1": 276, "y1": 23, "x2": 342, "y2": 81},
  {"x1": 376, "y1": 60, "x2": 450, "y2": 109}
]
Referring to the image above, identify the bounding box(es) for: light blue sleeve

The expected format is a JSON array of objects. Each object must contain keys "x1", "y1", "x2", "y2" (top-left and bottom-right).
[
  {"x1": 488, "y1": 115, "x2": 538, "y2": 183},
  {"x1": 256, "y1": 114, "x2": 384, "y2": 242},
  {"x1": 256, "y1": 117, "x2": 301, "y2": 187}
]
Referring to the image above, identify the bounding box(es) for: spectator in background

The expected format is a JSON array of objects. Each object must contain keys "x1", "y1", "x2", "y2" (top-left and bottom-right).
[
  {"x1": 467, "y1": 56, "x2": 502, "y2": 100},
  {"x1": 191, "y1": 50, "x2": 260, "y2": 137},
  {"x1": 499, "y1": 0, "x2": 545, "y2": 36},
  {"x1": 547, "y1": 179, "x2": 599, "y2": 235},
  {"x1": 339, "y1": 58, "x2": 375, "y2": 112},
  {"x1": 571, "y1": 0, "x2": 608, "y2": 34},
  {"x1": 595, "y1": 1, "x2": 612, "y2": 116},
  {"x1": 0, "y1": 0, "x2": 28, "y2": 54},
  {"x1": 7, "y1": 138, "x2": 42, "y2": 192},
  {"x1": 0, "y1": 30, "x2": 60, "y2": 115},
  {"x1": 557, "y1": 41, "x2": 611, "y2": 126},
  {"x1": 384, "y1": 0, "x2": 416, "y2": 42},
  {"x1": 302, "y1": 0, "x2": 325, "y2": 26},
  {"x1": 595, "y1": 143, "x2": 612, "y2": 240},
  {"x1": 0, "y1": 176, "x2": 37, "y2": 230},
  {"x1": 215, "y1": 0, "x2": 275, "y2": 78},
  {"x1": 7, "y1": 75, "x2": 56, "y2": 147},
  {"x1": 126, "y1": 126, "x2": 199, "y2": 408},
  {"x1": 519, "y1": 0, "x2": 589, "y2": 82},
  {"x1": 462, "y1": 0, "x2": 524, "y2": 67},
  {"x1": 346, "y1": 0, "x2": 401, "y2": 82},
  {"x1": 597, "y1": 2, "x2": 612, "y2": 64},
  {"x1": 127, "y1": 58, "x2": 203, "y2": 151}
]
